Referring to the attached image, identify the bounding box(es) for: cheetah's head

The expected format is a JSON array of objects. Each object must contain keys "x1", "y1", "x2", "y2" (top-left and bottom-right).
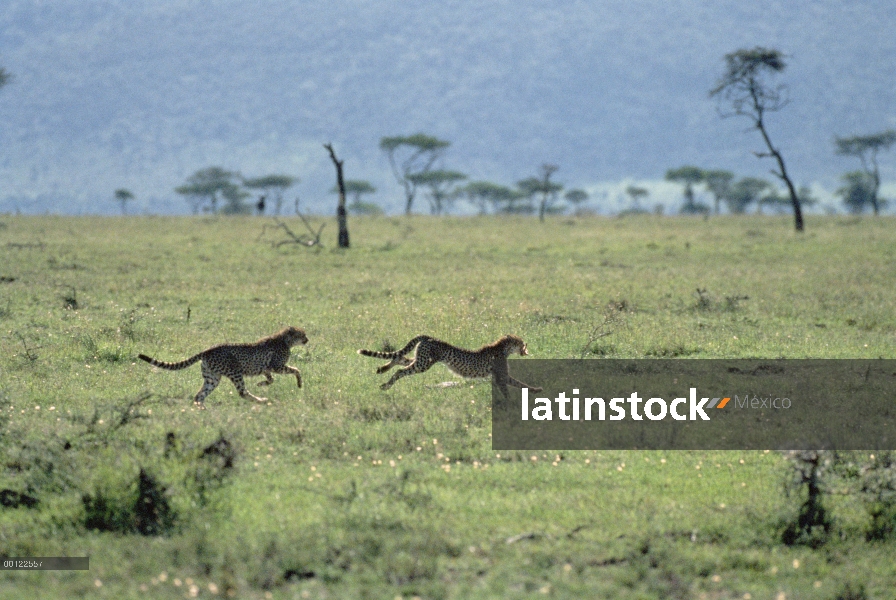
[
  {"x1": 282, "y1": 326, "x2": 309, "y2": 347},
  {"x1": 501, "y1": 334, "x2": 528, "y2": 356}
]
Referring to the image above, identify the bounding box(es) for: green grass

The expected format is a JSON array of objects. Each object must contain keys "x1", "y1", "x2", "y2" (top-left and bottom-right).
[{"x1": 0, "y1": 214, "x2": 894, "y2": 598}]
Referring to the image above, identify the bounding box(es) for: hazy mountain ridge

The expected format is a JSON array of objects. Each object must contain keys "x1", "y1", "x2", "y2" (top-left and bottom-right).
[{"x1": 0, "y1": 0, "x2": 894, "y2": 214}]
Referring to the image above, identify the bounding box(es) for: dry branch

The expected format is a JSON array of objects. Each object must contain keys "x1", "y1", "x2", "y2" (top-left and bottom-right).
[{"x1": 256, "y1": 209, "x2": 325, "y2": 249}]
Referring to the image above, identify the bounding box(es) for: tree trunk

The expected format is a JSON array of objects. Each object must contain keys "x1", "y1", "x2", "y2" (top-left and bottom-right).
[
  {"x1": 324, "y1": 144, "x2": 350, "y2": 248},
  {"x1": 755, "y1": 118, "x2": 803, "y2": 232}
]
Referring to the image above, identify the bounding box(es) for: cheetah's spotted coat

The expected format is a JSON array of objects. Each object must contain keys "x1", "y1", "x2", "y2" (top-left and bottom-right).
[
  {"x1": 138, "y1": 326, "x2": 308, "y2": 404},
  {"x1": 358, "y1": 334, "x2": 541, "y2": 394}
]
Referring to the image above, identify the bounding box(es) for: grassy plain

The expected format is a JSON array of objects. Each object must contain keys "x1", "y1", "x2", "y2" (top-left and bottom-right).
[{"x1": 0, "y1": 214, "x2": 894, "y2": 599}]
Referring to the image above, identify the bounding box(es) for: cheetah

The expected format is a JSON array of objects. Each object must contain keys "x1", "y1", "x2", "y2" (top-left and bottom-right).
[
  {"x1": 138, "y1": 326, "x2": 308, "y2": 405},
  {"x1": 358, "y1": 334, "x2": 542, "y2": 395}
]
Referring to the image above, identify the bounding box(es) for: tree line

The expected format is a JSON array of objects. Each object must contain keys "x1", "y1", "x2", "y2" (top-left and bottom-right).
[{"x1": 107, "y1": 47, "x2": 895, "y2": 226}]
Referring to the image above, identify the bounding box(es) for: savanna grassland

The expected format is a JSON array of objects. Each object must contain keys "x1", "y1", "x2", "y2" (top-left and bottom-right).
[{"x1": 0, "y1": 214, "x2": 894, "y2": 599}]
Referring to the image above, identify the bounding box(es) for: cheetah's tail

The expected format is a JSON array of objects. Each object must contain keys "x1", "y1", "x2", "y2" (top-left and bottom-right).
[
  {"x1": 358, "y1": 335, "x2": 432, "y2": 359},
  {"x1": 138, "y1": 353, "x2": 203, "y2": 370}
]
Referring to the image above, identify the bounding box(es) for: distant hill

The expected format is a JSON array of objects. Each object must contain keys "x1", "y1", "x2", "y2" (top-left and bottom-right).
[{"x1": 0, "y1": 0, "x2": 894, "y2": 214}]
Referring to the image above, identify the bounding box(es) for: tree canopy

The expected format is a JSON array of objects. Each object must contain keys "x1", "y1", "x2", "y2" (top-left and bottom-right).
[
  {"x1": 243, "y1": 174, "x2": 297, "y2": 215},
  {"x1": 114, "y1": 188, "x2": 134, "y2": 215},
  {"x1": 836, "y1": 171, "x2": 879, "y2": 215},
  {"x1": 175, "y1": 167, "x2": 242, "y2": 214},
  {"x1": 379, "y1": 133, "x2": 451, "y2": 214},
  {"x1": 408, "y1": 169, "x2": 467, "y2": 215},
  {"x1": 834, "y1": 130, "x2": 896, "y2": 215},
  {"x1": 702, "y1": 169, "x2": 734, "y2": 214},
  {"x1": 518, "y1": 164, "x2": 563, "y2": 221},
  {"x1": 665, "y1": 166, "x2": 708, "y2": 214}
]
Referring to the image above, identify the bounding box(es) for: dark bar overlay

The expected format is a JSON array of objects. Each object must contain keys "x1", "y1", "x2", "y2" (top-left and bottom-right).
[
  {"x1": 0, "y1": 557, "x2": 89, "y2": 570},
  {"x1": 492, "y1": 360, "x2": 896, "y2": 450}
]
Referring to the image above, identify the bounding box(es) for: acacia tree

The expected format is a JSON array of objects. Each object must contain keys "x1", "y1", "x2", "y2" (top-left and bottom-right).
[
  {"x1": 624, "y1": 185, "x2": 649, "y2": 213},
  {"x1": 710, "y1": 47, "x2": 803, "y2": 231},
  {"x1": 114, "y1": 188, "x2": 134, "y2": 215},
  {"x1": 702, "y1": 169, "x2": 734, "y2": 214},
  {"x1": 665, "y1": 166, "x2": 708, "y2": 214},
  {"x1": 379, "y1": 133, "x2": 450, "y2": 215},
  {"x1": 461, "y1": 181, "x2": 513, "y2": 215},
  {"x1": 220, "y1": 183, "x2": 251, "y2": 214},
  {"x1": 519, "y1": 164, "x2": 563, "y2": 221},
  {"x1": 834, "y1": 130, "x2": 896, "y2": 216},
  {"x1": 836, "y1": 171, "x2": 878, "y2": 215},
  {"x1": 564, "y1": 189, "x2": 590, "y2": 215},
  {"x1": 243, "y1": 174, "x2": 297, "y2": 215},
  {"x1": 175, "y1": 167, "x2": 241, "y2": 214},
  {"x1": 726, "y1": 177, "x2": 771, "y2": 214},
  {"x1": 408, "y1": 170, "x2": 467, "y2": 215},
  {"x1": 333, "y1": 180, "x2": 379, "y2": 215}
]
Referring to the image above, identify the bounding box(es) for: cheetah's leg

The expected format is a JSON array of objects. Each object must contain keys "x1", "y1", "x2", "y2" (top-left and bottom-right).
[
  {"x1": 375, "y1": 355, "x2": 413, "y2": 374},
  {"x1": 257, "y1": 371, "x2": 275, "y2": 386},
  {"x1": 194, "y1": 364, "x2": 221, "y2": 405},
  {"x1": 380, "y1": 355, "x2": 437, "y2": 390},
  {"x1": 230, "y1": 374, "x2": 268, "y2": 403},
  {"x1": 271, "y1": 365, "x2": 302, "y2": 388},
  {"x1": 508, "y1": 375, "x2": 542, "y2": 392}
]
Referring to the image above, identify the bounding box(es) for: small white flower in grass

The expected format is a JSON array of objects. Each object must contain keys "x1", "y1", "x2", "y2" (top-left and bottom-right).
[
  {"x1": 792, "y1": 559, "x2": 799, "y2": 569},
  {"x1": 173, "y1": 578, "x2": 182, "y2": 587},
  {"x1": 660, "y1": 458, "x2": 666, "y2": 463},
  {"x1": 159, "y1": 572, "x2": 168, "y2": 582},
  {"x1": 208, "y1": 583, "x2": 219, "y2": 593},
  {"x1": 711, "y1": 574, "x2": 721, "y2": 582},
  {"x1": 813, "y1": 581, "x2": 821, "y2": 588},
  {"x1": 139, "y1": 583, "x2": 148, "y2": 591},
  {"x1": 94, "y1": 579, "x2": 102, "y2": 587}
]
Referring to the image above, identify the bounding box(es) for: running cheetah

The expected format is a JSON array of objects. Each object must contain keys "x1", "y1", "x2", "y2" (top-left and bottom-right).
[
  {"x1": 358, "y1": 334, "x2": 542, "y2": 394},
  {"x1": 138, "y1": 326, "x2": 308, "y2": 405}
]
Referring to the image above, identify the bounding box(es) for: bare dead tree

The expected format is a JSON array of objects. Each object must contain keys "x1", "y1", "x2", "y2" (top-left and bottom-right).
[{"x1": 324, "y1": 143, "x2": 350, "y2": 248}]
